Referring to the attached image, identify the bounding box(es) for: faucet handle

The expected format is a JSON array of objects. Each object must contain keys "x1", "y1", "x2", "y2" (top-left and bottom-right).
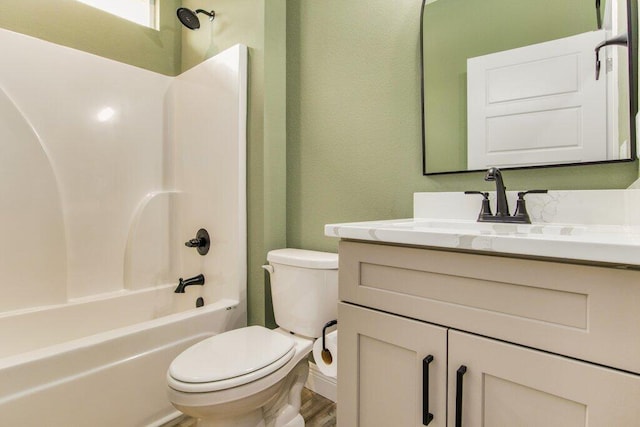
[
  {"x1": 517, "y1": 189, "x2": 548, "y2": 197},
  {"x1": 464, "y1": 190, "x2": 489, "y2": 199},
  {"x1": 464, "y1": 191, "x2": 493, "y2": 220},
  {"x1": 513, "y1": 190, "x2": 548, "y2": 223}
]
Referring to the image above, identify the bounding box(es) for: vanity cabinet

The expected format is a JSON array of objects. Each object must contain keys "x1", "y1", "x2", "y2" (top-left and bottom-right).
[
  {"x1": 339, "y1": 302, "x2": 447, "y2": 427},
  {"x1": 337, "y1": 241, "x2": 640, "y2": 426}
]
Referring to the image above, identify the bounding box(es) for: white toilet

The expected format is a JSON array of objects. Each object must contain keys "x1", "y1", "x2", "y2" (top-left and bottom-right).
[{"x1": 167, "y1": 248, "x2": 338, "y2": 427}]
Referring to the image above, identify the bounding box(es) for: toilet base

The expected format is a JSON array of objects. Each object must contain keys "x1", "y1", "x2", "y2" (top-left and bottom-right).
[
  {"x1": 178, "y1": 359, "x2": 310, "y2": 427},
  {"x1": 177, "y1": 384, "x2": 276, "y2": 427},
  {"x1": 195, "y1": 409, "x2": 265, "y2": 427},
  {"x1": 264, "y1": 359, "x2": 309, "y2": 427}
]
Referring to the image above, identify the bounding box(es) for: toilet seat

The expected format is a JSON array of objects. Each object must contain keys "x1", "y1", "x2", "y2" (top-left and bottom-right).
[{"x1": 168, "y1": 326, "x2": 296, "y2": 393}]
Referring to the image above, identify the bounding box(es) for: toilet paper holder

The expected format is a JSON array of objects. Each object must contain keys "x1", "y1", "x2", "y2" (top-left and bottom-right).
[{"x1": 321, "y1": 320, "x2": 338, "y2": 364}]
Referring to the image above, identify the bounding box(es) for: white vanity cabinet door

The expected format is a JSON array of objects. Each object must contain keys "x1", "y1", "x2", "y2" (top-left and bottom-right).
[
  {"x1": 447, "y1": 330, "x2": 640, "y2": 427},
  {"x1": 338, "y1": 302, "x2": 447, "y2": 427}
]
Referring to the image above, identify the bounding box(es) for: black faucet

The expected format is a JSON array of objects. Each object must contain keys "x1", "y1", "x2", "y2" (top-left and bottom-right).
[
  {"x1": 484, "y1": 167, "x2": 509, "y2": 217},
  {"x1": 465, "y1": 167, "x2": 548, "y2": 224},
  {"x1": 175, "y1": 274, "x2": 205, "y2": 293}
]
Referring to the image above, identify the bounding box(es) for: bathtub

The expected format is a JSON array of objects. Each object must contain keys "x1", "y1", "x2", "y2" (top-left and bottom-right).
[{"x1": 0, "y1": 285, "x2": 245, "y2": 426}]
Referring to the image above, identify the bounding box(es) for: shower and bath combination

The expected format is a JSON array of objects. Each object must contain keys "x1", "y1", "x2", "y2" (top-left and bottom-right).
[{"x1": 176, "y1": 7, "x2": 215, "y2": 30}]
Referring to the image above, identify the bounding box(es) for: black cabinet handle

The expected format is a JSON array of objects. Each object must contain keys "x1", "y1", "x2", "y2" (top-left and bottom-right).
[
  {"x1": 455, "y1": 365, "x2": 467, "y2": 427},
  {"x1": 422, "y1": 355, "x2": 434, "y2": 425}
]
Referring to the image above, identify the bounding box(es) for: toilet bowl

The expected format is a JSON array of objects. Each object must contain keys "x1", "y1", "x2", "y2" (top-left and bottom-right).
[{"x1": 167, "y1": 249, "x2": 338, "y2": 427}]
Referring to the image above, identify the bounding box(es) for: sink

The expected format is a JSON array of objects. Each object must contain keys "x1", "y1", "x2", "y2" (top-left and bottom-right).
[{"x1": 325, "y1": 190, "x2": 640, "y2": 267}]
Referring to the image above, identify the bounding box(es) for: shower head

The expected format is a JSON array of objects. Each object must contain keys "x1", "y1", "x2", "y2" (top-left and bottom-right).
[{"x1": 176, "y1": 7, "x2": 215, "y2": 30}]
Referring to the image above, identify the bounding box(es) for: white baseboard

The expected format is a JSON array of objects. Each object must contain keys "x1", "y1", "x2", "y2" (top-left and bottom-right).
[
  {"x1": 148, "y1": 410, "x2": 183, "y2": 427},
  {"x1": 305, "y1": 362, "x2": 337, "y2": 402}
]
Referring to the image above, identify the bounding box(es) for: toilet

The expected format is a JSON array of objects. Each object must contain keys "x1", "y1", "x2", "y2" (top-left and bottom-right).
[{"x1": 166, "y1": 248, "x2": 338, "y2": 427}]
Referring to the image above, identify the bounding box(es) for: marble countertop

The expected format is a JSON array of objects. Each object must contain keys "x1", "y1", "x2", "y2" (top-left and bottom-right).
[{"x1": 325, "y1": 190, "x2": 640, "y2": 267}]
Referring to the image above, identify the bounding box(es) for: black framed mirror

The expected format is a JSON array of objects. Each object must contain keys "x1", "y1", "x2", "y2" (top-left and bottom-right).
[{"x1": 420, "y1": 0, "x2": 638, "y2": 175}]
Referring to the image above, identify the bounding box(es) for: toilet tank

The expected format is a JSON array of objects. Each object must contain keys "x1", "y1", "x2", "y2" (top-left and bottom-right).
[{"x1": 265, "y1": 249, "x2": 338, "y2": 338}]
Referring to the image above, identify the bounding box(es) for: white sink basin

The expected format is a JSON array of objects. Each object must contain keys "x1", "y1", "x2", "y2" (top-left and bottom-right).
[{"x1": 325, "y1": 190, "x2": 640, "y2": 267}]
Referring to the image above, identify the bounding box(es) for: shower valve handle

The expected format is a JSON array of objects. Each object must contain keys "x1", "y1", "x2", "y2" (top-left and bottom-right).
[
  {"x1": 185, "y1": 228, "x2": 210, "y2": 256},
  {"x1": 185, "y1": 238, "x2": 204, "y2": 248}
]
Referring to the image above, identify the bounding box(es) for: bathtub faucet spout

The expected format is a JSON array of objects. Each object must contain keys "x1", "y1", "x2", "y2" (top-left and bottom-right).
[{"x1": 175, "y1": 274, "x2": 205, "y2": 293}]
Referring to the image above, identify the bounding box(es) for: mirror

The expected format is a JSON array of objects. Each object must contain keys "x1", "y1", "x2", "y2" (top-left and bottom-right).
[{"x1": 421, "y1": 0, "x2": 638, "y2": 174}]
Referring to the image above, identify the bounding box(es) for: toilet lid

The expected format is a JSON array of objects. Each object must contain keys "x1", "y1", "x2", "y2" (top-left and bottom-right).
[{"x1": 169, "y1": 326, "x2": 295, "y2": 384}]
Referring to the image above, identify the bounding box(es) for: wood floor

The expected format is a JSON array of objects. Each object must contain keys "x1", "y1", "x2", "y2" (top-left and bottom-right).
[
  {"x1": 300, "y1": 388, "x2": 337, "y2": 426},
  {"x1": 162, "y1": 387, "x2": 336, "y2": 427}
]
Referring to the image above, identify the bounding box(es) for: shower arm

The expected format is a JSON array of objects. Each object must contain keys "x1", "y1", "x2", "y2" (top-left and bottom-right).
[{"x1": 195, "y1": 9, "x2": 216, "y2": 21}]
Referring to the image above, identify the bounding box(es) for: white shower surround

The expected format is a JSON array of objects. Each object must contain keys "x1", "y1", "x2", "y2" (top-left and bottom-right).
[{"x1": 0, "y1": 29, "x2": 247, "y2": 425}]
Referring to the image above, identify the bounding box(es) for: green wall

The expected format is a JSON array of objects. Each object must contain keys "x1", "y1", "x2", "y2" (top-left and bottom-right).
[
  {"x1": 286, "y1": 0, "x2": 639, "y2": 254},
  {"x1": 2, "y1": 0, "x2": 639, "y2": 327}
]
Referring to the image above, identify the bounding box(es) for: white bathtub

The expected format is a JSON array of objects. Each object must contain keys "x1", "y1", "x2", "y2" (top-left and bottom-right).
[{"x1": 0, "y1": 286, "x2": 245, "y2": 426}]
